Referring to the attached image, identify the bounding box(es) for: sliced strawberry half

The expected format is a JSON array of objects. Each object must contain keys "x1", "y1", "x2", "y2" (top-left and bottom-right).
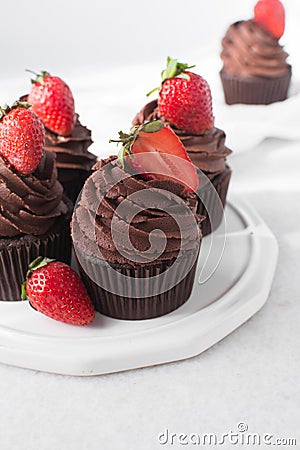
[{"x1": 111, "y1": 121, "x2": 199, "y2": 192}]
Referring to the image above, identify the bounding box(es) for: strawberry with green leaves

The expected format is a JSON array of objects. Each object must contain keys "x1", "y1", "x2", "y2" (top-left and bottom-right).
[
  {"x1": 111, "y1": 121, "x2": 199, "y2": 193},
  {"x1": 27, "y1": 70, "x2": 75, "y2": 137},
  {"x1": 148, "y1": 57, "x2": 214, "y2": 135},
  {"x1": 22, "y1": 257, "x2": 95, "y2": 325},
  {"x1": 0, "y1": 102, "x2": 45, "y2": 175},
  {"x1": 254, "y1": 0, "x2": 285, "y2": 39}
]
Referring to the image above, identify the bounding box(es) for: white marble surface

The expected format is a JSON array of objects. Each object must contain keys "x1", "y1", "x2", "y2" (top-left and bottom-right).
[{"x1": 1, "y1": 1, "x2": 300, "y2": 449}]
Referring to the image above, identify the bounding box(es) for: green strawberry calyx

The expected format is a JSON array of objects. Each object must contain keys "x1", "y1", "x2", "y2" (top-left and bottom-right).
[
  {"x1": 161, "y1": 56, "x2": 195, "y2": 81},
  {"x1": 21, "y1": 256, "x2": 55, "y2": 300},
  {"x1": 26, "y1": 69, "x2": 51, "y2": 85},
  {"x1": 147, "y1": 57, "x2": 196, "y2": 97},
  {"x1": 109, "y1": 121, "x2": 164, "y2": 168},
  {"x1": 0, "y1": 101, "x2": 31, "y2": 121}
]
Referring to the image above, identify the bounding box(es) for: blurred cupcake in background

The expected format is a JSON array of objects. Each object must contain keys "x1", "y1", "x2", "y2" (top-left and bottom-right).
[{"x1": 220, "y1": 0, "x2": 291, "y2": 105}]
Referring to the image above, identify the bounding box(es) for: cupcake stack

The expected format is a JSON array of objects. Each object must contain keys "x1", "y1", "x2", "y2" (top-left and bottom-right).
[
  {"x1": 133, "y1": 58, "x2": 232, "y2": 236},
  {"x1": 0, "y1": 102, "x2": 72, "y2": 301}
]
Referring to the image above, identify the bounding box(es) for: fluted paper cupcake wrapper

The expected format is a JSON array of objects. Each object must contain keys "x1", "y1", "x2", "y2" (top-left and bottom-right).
[
  {"x1": 0, "y1": 217, "x2": 72, "y2": 302},
  {"x1": 196, "y1": 166, "x2": 231, "y2": 236},
  {"x1": 76, "y1": 249, "x2": 200, "y2": 320},
  {"x1": 220, "y1": 68, "x2": 292, "y2": 105}
]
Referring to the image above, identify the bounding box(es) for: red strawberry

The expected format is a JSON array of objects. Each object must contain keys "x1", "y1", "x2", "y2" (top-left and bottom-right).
[
  {"x1": 111, "y1": 121, "x2": 199, "y2": 192},
  {"x1": 27, "y1": 70, "x2": 75, "y2": 136},
  {"x1": 254, "y1": 0, "x2": 285, "y2": 39},
  {"x1": 0, "y1": 102, "x2": 45, "y2": 175},
  {"x1": 148, "y1": 57, "x2": 214, "y2": 135},
  {"x1": 22, "y1": 257, "x2": 95, "y2": 326}
]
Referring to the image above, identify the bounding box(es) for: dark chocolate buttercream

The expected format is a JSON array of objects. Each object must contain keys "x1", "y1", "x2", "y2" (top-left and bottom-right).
[
  {"x1": 132, "y1": 100, "x2": 231, "y2": 178},
  {"x1": 72, "y1": 156, "x2": 202, "y2": 266},
  {"x1": 0, "y1": 151, "x2": 68, "y2": 237},
  {"x1": 45, "y1": 114, "x2": 96, "y2": 172},
  {"x1": 20, "y1": 96, "x2": 97, "y2": 178},
  {"x1": 221, "y1": 20, "x2": 290, "y2": 78}
]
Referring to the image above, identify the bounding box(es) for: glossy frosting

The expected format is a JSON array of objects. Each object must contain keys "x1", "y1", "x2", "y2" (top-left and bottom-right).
[
  {"x1": 221, "y1": 20, "x2": 289, "y2": 78},
  {"x1": 0, "y1": 151, "x2": 68, "y2": 237},
  {"x1": 132, "y1": 100, "x2": 231, "y2": 179},
  {"x1": 72, "y1": 156, "x2": 202, "y2": 266}
]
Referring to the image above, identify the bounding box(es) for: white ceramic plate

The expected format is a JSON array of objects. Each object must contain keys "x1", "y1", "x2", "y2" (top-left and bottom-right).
[{"x1": 0, "y1": 196, "x2": 278, "y2": 376}]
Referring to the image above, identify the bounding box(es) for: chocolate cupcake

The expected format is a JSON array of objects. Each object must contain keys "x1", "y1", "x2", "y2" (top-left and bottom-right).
[
  {"x1": 72, "y1": 123, "x2": 203, "y2": 320},
  {"x1": 23, "y1": 71, "x2": 97, "y2": 203},
  {"x1": 220, "y1": 1, "x2": 291, "y2": 105},
  {"x1": 133, "y1": 99, "x2": 232, "y2": 236},
  {"x1": 0, "y1": 151, "x2": 72, "y2": 301},
  {"x1": 0, "y1": 102, "x2": 72, "y2": 301}
]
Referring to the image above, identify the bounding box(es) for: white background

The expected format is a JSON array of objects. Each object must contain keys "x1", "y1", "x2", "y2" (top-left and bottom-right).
[
  {"x1": 1, "y1": 1, "x2": 300, "y2": 449},
  {"x1": 1, "y1": 0, "x2": 300, "y2": 74}
]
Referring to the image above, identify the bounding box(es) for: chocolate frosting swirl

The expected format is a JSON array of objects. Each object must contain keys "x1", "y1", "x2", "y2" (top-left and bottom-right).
[
  {"x1": 221, "y1": 20, "x2": 290, "y2": 78},
  {"x1": 132, "y1": 100, "x2": 231, "y2": 178},
  {"x1": 20, "y1": 96, "x2": 97, "y2": 177},
  {"x1": 45, "y1": 114, "x2": 96, "y2": 172},
  {"x1": 72, "y1": 156, "x2": 202, "y2": 266},
  {"x1": 0, "y1": 151, "x2": 68, "y2": 237}
]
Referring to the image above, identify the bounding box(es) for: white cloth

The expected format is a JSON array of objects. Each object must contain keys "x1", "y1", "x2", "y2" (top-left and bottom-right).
[{"x1": 214, "y1": 81, "x2": 300, "y2": 152}]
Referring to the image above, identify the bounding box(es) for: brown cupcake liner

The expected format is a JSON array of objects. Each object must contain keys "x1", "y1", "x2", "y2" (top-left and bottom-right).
[
  {"x1": 196, "y1": 166, "x2": 231, "y2": 236},
  {"x1": 76, "y1": 248, "x2": 200, "y2": 320},
  {"x1": 220, "y1": 67, "x2": 292, "y2": 105},
  {"x1": 58, "y1": 169, "x2": 92, "y2": 205},
  {"x1": 0, "y1": 199, "x2": 72, "y2": 302}
]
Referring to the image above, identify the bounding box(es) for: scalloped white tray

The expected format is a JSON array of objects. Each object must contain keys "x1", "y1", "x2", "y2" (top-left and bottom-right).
[{"x1": 0, "y1": 196, "x2": 278, "y2": 376}]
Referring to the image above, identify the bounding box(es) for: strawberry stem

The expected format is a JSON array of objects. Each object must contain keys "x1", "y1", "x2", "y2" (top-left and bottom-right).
[
  {"x1": 110, "y1": 121, "x2": 164, "y2": 168},
  {"x1": 21, "y1": 283, "x2": 28, "y2": 301},
  {"x1": 162, "y1": 57, "x2": 195, "y2": 81},
  {"x1": 28, "y1": 256, "x2": 54, "y2": 272},
  {"x1": 27, "y1": 70, "x2": 51, "y2": 85},
  {"x1": 146, "y1": 86, "x2": 159, "y2": 97},
  {"x1": 161, "y1": 57, "x2": 179, "y2": 80},
  {"x1": 25, "y1": 69, "x2": 39, "y2": 76},
  {"x1": 0, "y1": 101, "x2": 31, "y2": 121},
  {"x1": 117, "y1": 146, "x2": 132, "y2": 169},
  {"x1": 21, "y1": 257, "x2": 55, "y2": 301},
  {"x1": 110, "y1": 129, "x2": 136, "y2": 168},
  {"x1": 146, "y1": 56, "x2": 196, "y2": 97}
]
